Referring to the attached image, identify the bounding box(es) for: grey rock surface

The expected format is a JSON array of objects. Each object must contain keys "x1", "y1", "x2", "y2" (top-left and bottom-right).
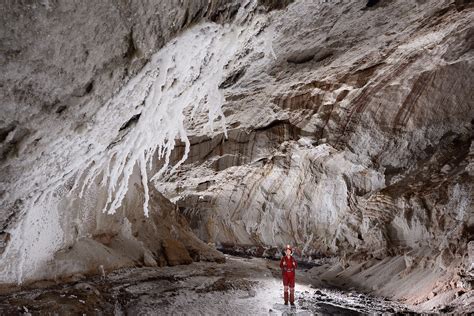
[{"x1": 0, "y1": 0, "x2": 473, "y2": 312}]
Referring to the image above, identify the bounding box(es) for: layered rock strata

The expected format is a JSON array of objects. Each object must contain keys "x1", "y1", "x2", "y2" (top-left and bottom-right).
[{"x1": 0, "y1": 1, "x2": 472, "y2": 310}]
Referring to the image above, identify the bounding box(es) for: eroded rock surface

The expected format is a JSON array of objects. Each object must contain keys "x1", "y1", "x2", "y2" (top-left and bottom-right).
[
  {"x1": 156, "y1": 0, "x2": 473, "y2": 288},
  {"x1": 0, "y1": 0, "x2": 473, "y2": 313}
]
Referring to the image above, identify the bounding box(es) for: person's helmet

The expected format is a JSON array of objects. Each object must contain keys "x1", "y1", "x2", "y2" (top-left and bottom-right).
[{"x1": 285, "y1": 244, "x2": 292, "y2": 253}]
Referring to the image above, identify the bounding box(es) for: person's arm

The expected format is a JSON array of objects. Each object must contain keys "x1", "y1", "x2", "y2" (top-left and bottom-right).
[
  {"x1": 292, "y1": 257, "x2": 297, "y2": 269},
  {"x1": 280, "y1": 257, "x2": 285, "y2": 269}
]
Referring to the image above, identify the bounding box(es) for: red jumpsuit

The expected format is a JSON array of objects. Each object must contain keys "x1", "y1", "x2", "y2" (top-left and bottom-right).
[{"x1": 280, "y1": 255, "x2": 297, "y2": 304}]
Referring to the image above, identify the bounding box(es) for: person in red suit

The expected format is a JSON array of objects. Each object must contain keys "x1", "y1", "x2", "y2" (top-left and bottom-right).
[{"x1": 280, "y1": 244, "x2": 297, "y2": 306}]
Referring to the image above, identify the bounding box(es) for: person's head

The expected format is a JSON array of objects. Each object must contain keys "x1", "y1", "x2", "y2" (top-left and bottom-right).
[{"x1": 285, "y1": 245, "x2": 292, "y2": 256}]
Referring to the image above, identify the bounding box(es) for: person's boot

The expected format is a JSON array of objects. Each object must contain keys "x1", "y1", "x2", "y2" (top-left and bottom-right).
[
  {"x1": 284, "y1": 291, "x2": 288, "y2": 305},
  {"x1": 290, "y1": 289, "x2": 295, "y2": 306}
]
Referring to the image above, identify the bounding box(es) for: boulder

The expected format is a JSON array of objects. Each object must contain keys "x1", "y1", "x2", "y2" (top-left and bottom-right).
[{"x1": 162, "y1": 239, "x2": 193, "y2": 266}]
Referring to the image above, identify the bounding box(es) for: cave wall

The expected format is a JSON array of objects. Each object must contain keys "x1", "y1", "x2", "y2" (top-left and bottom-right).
[
  {"x1": 155, "y1": 0, "x2": 473, "y2": 275},
  {"x1": 0, "y1": 0, "x2": 245, "y2": 284},
  {"x1": 0, "y1": 0, "x2": 242, "y2": 232},
  {"x1": 0, "y1": 0, "x2": 473, "y2": 287}
]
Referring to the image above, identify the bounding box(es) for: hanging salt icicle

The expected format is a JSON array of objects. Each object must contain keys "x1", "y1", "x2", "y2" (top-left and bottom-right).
[
  {"x1": 71, "y1": 30, "x2": 228, "y2": 216},
  {"x1": 3, "y1": 0, "x2": 281, "y2": 285},
  {"x1": 68, "y1": 1, "x2": 273, "y2": 217}
]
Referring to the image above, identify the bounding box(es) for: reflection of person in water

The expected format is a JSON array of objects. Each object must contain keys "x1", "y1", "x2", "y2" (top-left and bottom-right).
[{"x1": 280, "y1": 245, "x2": 297, "y2": 306}]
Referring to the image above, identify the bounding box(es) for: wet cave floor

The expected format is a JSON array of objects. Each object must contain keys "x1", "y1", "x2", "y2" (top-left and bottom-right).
[{"x1": 0, "y1": 256, "x2": 416, "y2": 315}]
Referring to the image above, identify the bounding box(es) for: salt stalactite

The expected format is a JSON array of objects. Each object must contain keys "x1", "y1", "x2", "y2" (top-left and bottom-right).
[
  {"x1": 71, "y1": 1, "x2": 268, "y2": 217},
  {"x1": 1, "y1": 1, "x2": 277, "y2": 284},
  {"x1": 93, "y1": 24, "x2": 234, "y2": 217}
]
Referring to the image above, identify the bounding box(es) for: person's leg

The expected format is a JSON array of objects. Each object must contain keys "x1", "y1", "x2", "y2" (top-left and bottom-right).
[
  {"x1": 283, "y1": 273, "x2": 289, "y2": 304},
  {"x1": 289, "y1": 274, "x2": 295, "y2": 305}
]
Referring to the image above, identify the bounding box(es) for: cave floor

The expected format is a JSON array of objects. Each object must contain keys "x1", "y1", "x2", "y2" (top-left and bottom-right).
[{"x1": 0, "y1": 256, "x2": 416, "y2": 315}]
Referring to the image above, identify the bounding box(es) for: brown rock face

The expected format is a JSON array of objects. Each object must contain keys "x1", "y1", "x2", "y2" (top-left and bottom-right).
[{"x1": 162, "y1": 239, "x2": 194, "y2": 266}]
